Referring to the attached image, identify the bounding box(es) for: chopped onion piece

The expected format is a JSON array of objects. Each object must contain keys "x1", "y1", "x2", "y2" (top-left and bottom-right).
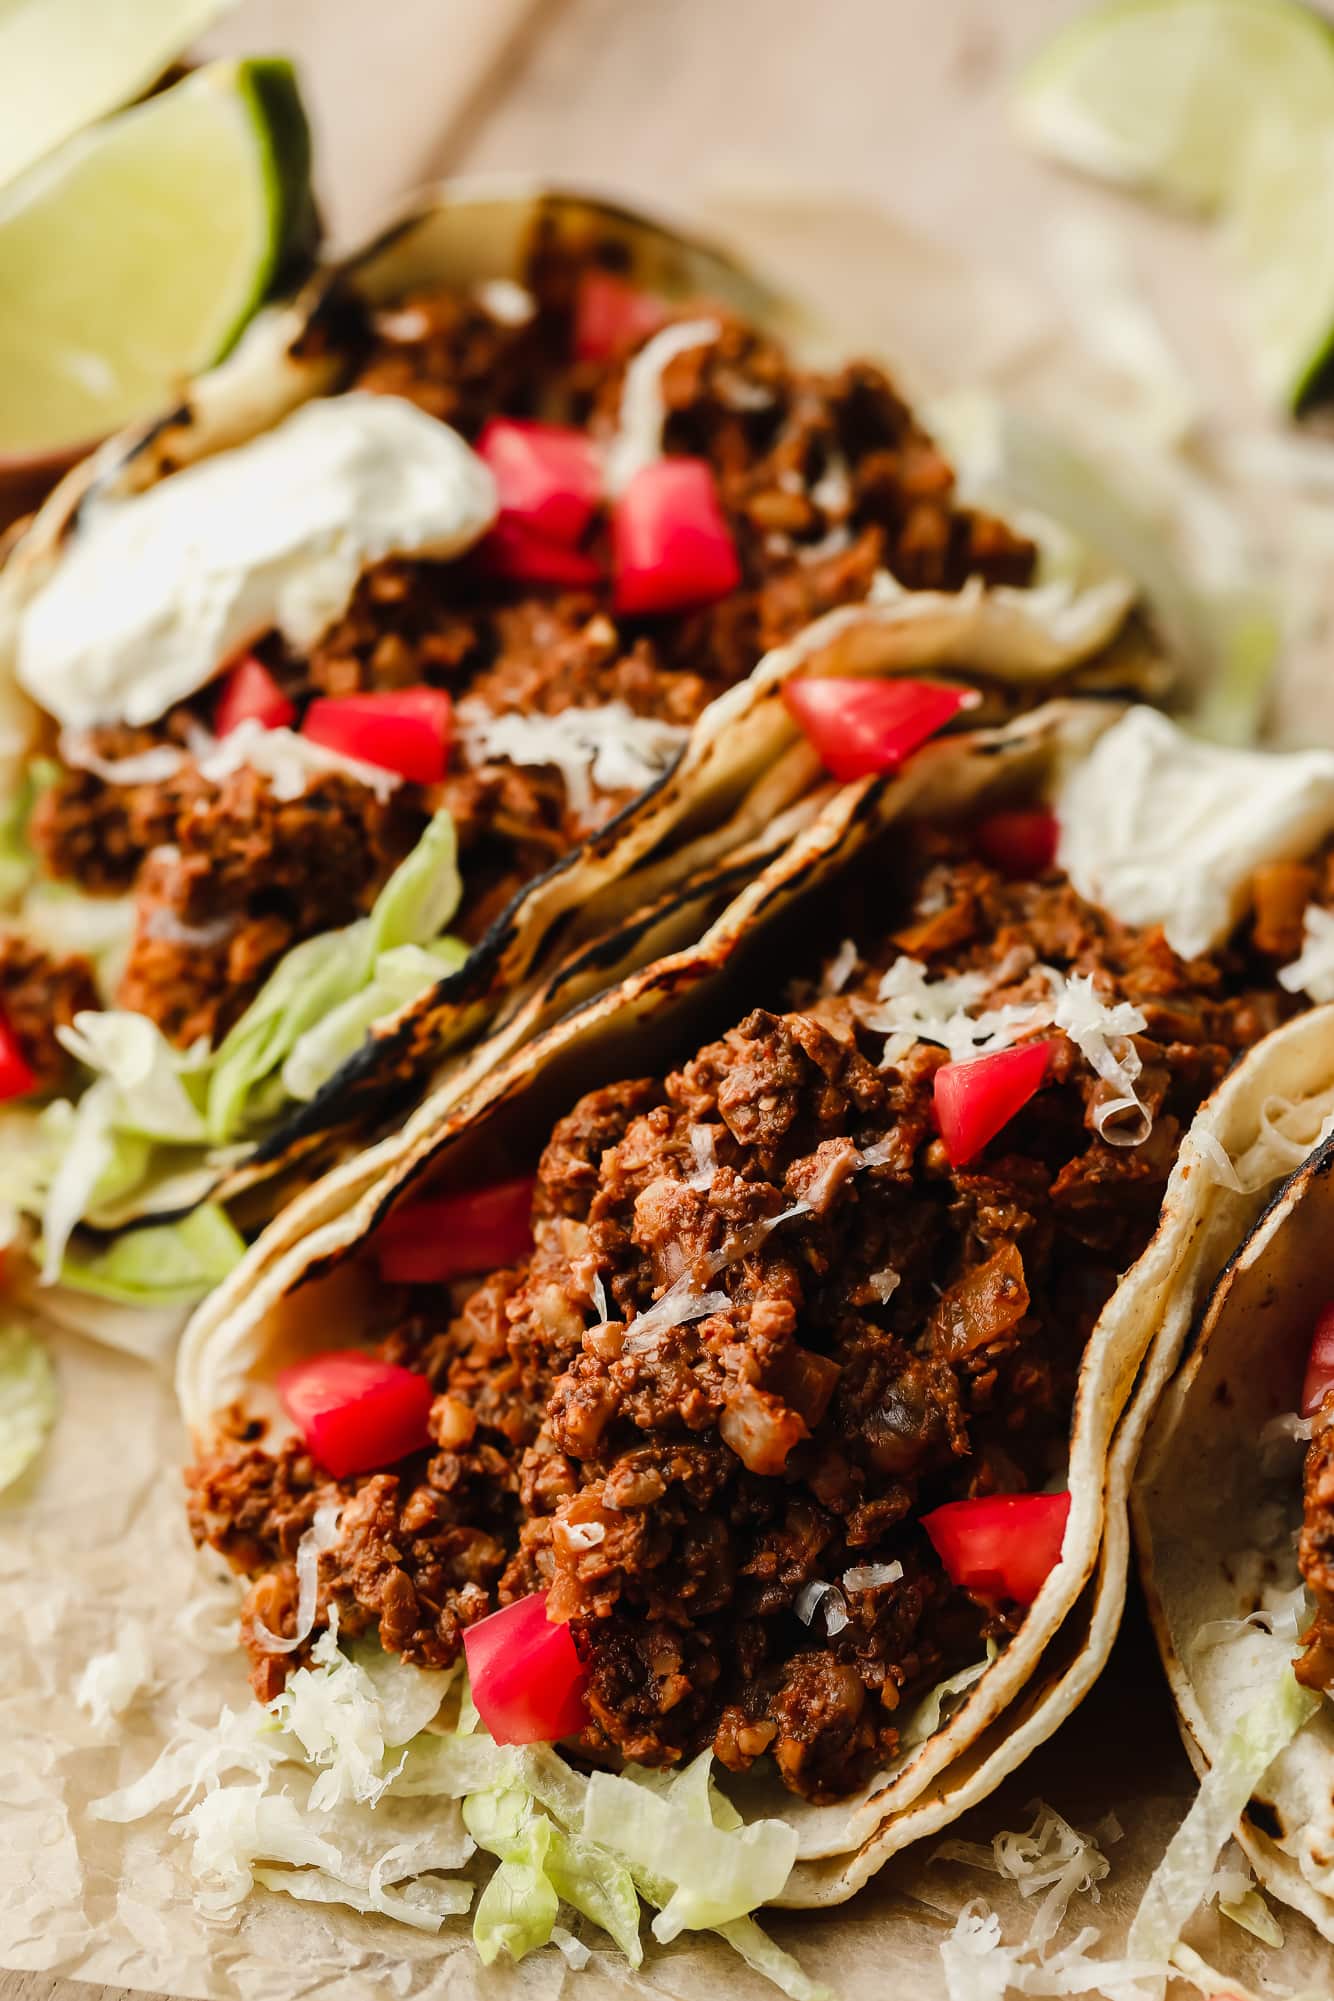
[
  {"x1": 250, "y1": 1500, "x2": 341, "y2": 1655},
  {"x1": 58, "y1": 730, "x2": 186, "y2": 786},
  {"x1": 842, "y1": 1561, "x2": 903, "y2": 1592},
  {"x1": 459, "y1": 699, "x2": 687, "y2": 823},
  {"x1": 193, "y1": 718, "x2": 401, "y2": 802},
  {"x1": 868, "y1": 1267, "x2": 901, "y2": 1304}
]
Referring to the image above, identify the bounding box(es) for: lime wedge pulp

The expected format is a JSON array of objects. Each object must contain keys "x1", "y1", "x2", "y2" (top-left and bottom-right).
[
  {"x1": 0, "y1": 0, "x2": 232, "y2": 192},
  {"x1": 1015, "y1": 0, "x2": 1334, "y2": 408},
  {"x1": 0, "y1": 58, "x2": 315, "y2": 455}
]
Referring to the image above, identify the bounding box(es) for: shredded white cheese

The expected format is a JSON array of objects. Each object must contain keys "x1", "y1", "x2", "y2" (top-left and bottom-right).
[
  {"x1": 58, "y1": 731, "x2": 187, "y2": 786},
  {"x1": 604, "y1": 317, "x2": 721, "y2": 493},
  {"x1": 866, "y1": 958, "x2": 1053, "y2": 1067},
  {"x1": 686, "y1": 1124, "x2": 719, "y2": 1191},
  {"x1": 459, "y1": 700, "x2": 687, "y2": 823},
  {"x1": 1051, "y1": 974, "x2": 1149, "y2": 1146},
  {"x1": 192, "y1": 718, "x2": 402, "y2": 803},
  {"x1": 1279, "y1": 903, "x2": 1334, "y2": 1004},
  {"x1": 935, "y1": 1801, "x2": 1112, "y2": 1953},
  {"x1": 821, "y1": 938, "x2": 860, "y2": 995}
]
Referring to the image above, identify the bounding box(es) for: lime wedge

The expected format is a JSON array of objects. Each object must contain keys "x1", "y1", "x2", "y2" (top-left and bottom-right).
[
  {"x1": 0, "y1": 58, "x2": 315, "y2": 454},
  {"x1": 0, "y1": 0, "x2": 233, "y2": 192},
  {"x1": 1015, "y1": 0, "x2": 1334, "y2": 408}
]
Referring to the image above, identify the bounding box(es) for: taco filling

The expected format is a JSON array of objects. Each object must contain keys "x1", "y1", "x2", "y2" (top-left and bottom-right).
[
  {"x1": 2, "y1": 226, "x2": 1036, "y2": 1288},
  {"x1": 188, "y1": 805, "x2": 1334, "y2": 1803}
]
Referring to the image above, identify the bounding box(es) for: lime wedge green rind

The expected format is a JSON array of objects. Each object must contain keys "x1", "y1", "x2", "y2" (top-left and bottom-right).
[
  {"x1": 0, "y1": 58, "x2": 315, "y2": 455},
  {"x1": 1015, "y1": 0, "x2": 1334, "y2": 410},
  {"x1": 0, "y1": 0, "x2": 234, "y2": 193}
]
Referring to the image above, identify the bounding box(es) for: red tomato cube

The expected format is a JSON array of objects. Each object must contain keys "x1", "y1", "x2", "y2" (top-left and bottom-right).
[
  {"x1": 464, "y1": 1591, "x2": 589, "y2": 1745},
  {"x1": 301, "y1": 686, "x2": 452, "y2": 786},
  {"x1": 278, "y1": 1350, "x2": 434, "y2": 1479},
  {"x1": 612, "y1": 459, "x2": 740, "y2": 615}
]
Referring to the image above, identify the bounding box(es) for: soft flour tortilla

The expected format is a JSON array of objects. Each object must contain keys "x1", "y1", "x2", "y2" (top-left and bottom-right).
[
  {"x1": 0, "y1": 180, "x2": 1164, "y2": 1231},
  {"x1": 176, "y1": 696, "x2": 1334, "y2": 1896},
  {"x1": 1134, "y1": 1104, "x2": 1334, "y2": 1944}
]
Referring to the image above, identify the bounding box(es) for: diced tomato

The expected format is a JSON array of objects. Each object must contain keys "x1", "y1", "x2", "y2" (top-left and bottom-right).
[
  {"x1": 278, "y1": 1350, "x2": 434, "y2": 1479},
  {"x1": 934, "y1": 1040, "x2": 1050, "y2": 1168},
  {"x1": 476, "y1": 516, "x2": 604, "y2": 587},
  {"x1": 781, "y1": 678, "x2": 974, "y2": 783},
  {"x1": 0, "y1": 1014, "x2": 35, "y2": 1102},
  {"x1": 573, "y1": 270, "x2": 668, "y2": 361},
  {"x1": 1300, "y1": 1302, "x2": 1334, "y2": 1418},
  {"x1": 214, "y1": 654, "x2": 296, "y2": 737},
  {"x1": 375, "y1": 1175, "x2": 535, "y2": 1286},
  {"x1": 612, "y1": 458, "x2": 740, "y2": 615},
  {"x1": 464, "y1": 1591, "x2": 590, "y2": 1745},
  {"x1": 975, "y1": 807, "x2": 1058, "y2": 879},
  {"x1": 301, "y1": 686, "x2": 452, "y2": 785},
  {"x1": 478, "y1": 418, "x2": 603, "y2": 547},
  {"x1": 922, "y1": 1491, "x2": 1071, "y2": 1606}
]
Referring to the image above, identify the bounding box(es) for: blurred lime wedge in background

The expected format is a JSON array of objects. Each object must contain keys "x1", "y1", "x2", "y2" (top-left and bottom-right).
[
  {"x1": 0, "y1": 0, "x2": 232, "y2": 191},
  {"x1": 1015, "y1": 0, "x2": 1334, "y2": 409},
  {"x1": 0, "y1": 59, "x2": 315, "y2": 454}
]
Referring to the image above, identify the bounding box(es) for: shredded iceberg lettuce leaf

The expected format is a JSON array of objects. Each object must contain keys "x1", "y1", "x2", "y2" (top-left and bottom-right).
[
  {"x1": 55, "y1": 1203, "x2": 245, "y2": 1306},
  {"x1": 1127, "y1": 1662, "x2": 1320, "y2": 1971},
  {"x1": 97, "y1": 1632, "x2": 825, "y2": 1997},
  {"x1": 75, "y1": 1619, "x2": 155, "y2": 1730},
  {"x1": 208, "y1": 805, "x2": 466, "y2": 1142},
  {"x1": 5, "y1": 810, "x2": 470, "y2": 1282},
  {"x1": 0, "y1": 1319, "x2": 57, "y2": 1492}
]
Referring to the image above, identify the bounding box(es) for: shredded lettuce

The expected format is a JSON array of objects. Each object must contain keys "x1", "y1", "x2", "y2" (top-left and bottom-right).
[
  {"x1": 272, "y1": 1620, "x2": 454, "y2": 1811},
  {"x1": 0, "y1": 1319, "x2": 57, "y2": 1491},
  {"x1": 97, "y1": 1634, "x2": 825, "y2": 1998},
  {"x1": 75, "y1": 1619, "x2": 154, "y2": 1730},
  {"x1": 281, "y1": 938, "x2": 467, "y2": 1103},
  {"x1": 208, "y1": 805, "x2": 466, "y2": 1142},
  {"x1": 55, "y1": 1203, "x2": 245, "y2": 1306},
  {"x1": 4, "y1": 809, "x2": 470, "y2": 1282},
  {"x1": 1127, "y1": 1663, "x2": 1320, "y2": 1975},
  {"x1": 0, "y1": 756, "x2": 58, "y2": 907}
]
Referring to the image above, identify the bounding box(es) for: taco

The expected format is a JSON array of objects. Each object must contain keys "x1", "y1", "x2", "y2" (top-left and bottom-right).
[
  {"x1": 136, "y1": 701, "x2": 1334, "y2": 1974},
  {"x1": 1131, "y1": 1089, "x2": 1334, "y2": 1957},
  {"x1": 0, "y1": 182, "x2": 1160, "y2": 1342}
]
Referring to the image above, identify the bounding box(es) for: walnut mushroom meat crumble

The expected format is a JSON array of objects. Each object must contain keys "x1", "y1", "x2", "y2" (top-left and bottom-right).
[{"x1": 188, "y1": 823, "x2": 1334, "y2": 1802}]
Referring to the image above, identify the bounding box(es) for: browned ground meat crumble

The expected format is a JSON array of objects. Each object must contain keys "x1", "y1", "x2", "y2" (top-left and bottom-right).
[
  {"x1": 188, "y1": 824, "x2": 1333, "y2": 1801},
  {"x1": 10, "y1": 228, "x2": 1035, "y2": 1065},
  {"x1": 0, "y1": 932, "x2": 100, "y2": 1090}
]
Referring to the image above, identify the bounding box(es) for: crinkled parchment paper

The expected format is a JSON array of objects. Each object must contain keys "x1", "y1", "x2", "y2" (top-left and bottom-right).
[{"x1": 5, "y1": 191, "x2": 1334, "y2": 2001}]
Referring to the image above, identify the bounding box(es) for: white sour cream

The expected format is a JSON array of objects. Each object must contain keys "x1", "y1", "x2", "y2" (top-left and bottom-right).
[
  {"x1": 1057, "y1": 708, "x2": 1334, "y2": 959},
  {"x1": 18, "y1": 393, "x2": 498, "y2": 731}
]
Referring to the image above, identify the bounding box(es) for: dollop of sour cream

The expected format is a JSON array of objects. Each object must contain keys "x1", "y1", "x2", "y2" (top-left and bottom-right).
[
  {"x1": 18, "y1": 393, "x2": 499, "y2": 731},
  {"x1": 1057, "y1": 708, "x2": 1334, "y2": 960}
]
